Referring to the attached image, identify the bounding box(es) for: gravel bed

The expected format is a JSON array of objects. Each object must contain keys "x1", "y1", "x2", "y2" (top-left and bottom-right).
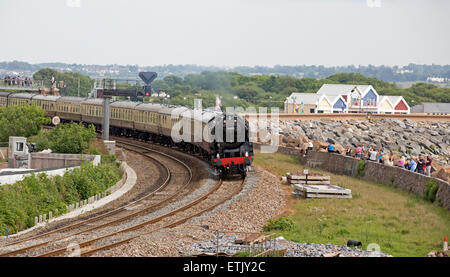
[
  {"x1": 188, "y1": 234, "x2": 392, "y2": 257},
  {"x1": 189, "y1": 171, "x2": 258, "y2": 223},
  {"x1": 93, "y1": 164, "x2": 288, "y2": 256},
  {"x1": 193, "y1": 165, "x2": 286, "y2": 233}
]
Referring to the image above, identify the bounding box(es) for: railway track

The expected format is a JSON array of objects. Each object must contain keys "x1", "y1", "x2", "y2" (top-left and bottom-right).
[
  {"x1": 43, "y1": 177, "x2": 245, "y2": 257},
  {"x1": 0, "y1": 138, "x2": 206, "y2": 257}
]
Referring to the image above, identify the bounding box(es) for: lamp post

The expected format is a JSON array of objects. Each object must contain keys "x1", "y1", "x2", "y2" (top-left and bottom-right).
[
  {"x1": 269, "y1": 96, "x2": 273, "y2": 112},
  {"x1": 233, "y1": 95, "x2": 238, "y2": 112},
  {"x1": 167, "y1": 94, "x2": 170, "y2": 106},
  {"x1": 286, "y1": 97, "x2": 289, "y2": 113},
  {"x1": 293, "y1": 96, "x2": 298, "y2": 114}
]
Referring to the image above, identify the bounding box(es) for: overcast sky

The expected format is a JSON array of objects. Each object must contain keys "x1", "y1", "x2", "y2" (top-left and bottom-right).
[{"x1": 0, "y1": 0, "x2": 449, "y2": 67}]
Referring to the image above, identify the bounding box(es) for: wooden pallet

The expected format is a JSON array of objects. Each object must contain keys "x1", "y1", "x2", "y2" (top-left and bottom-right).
[
  {"x1": 292, "y1": 184, "x2": 352, "y2": 199},
  {"x1": 235, "y1": 234, "x2": 270, "y2": 245},
  {"x1": 287, "y1": 174, "x2": 330, "y2": 181},
  {"x1": 289, "y1": 180, "x2": 331, "y2": 185}
]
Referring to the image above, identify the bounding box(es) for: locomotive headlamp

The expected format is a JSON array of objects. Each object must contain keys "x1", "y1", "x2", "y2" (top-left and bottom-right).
[
  {"x1": 245, "y1": 152, "x2": 249, "y2": 157},
  {"x1": 216, "y1": 154, "x2": 220, "y2": 159}
]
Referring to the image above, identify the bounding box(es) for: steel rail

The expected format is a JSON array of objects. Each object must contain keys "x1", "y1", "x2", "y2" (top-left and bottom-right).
[
  {"x1": 37, "y1": 178, "x2": 228, "y2": 257},
  {"x1": 0, "y1": 139, "x2": 195, "y2": 257}
]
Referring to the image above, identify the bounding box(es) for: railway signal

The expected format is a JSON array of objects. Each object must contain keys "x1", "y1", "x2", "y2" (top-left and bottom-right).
[{"x1": 101, "y1": 72, "x2": 158, "y2": 140}]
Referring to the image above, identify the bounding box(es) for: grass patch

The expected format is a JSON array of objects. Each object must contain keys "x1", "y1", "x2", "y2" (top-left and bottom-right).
[
  {"x1": 357, "y1": 160, "x2": 366, "y2": 177},
  {"x1": 234, "y1": 250, "x2": 284, "y2": 257},
  {"x1": 254, "y1": 151, "x2": 450, "y2": 257},
  {"x1": 263, "y1": 217, "x2": 295, "y2": 232},
  {"x1": 424, "y1": 179, "x2": 439, "y2": 203}
]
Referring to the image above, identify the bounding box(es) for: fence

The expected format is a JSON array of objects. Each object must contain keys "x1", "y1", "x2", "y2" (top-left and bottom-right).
[
  {"x1": 34, "y1": 191, "x2": 111, "y2": 225},
  {"x1": 0, "y1": 79, "x2": 44, "y2": 89},
  {"x1": 32, "y1": 162, "x2": 126, "y2": 227},
  {"x1": 211, "y1": 231, "x2": 278, "y2": 257}
]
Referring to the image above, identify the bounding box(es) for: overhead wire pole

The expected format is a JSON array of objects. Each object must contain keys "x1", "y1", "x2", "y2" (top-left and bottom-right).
[
  {"x1": 101, "y1": 72, "x2": 157, "y2": 141},
  {"x1": 103, "y1": 96, "x2": 111, "y2": 141}
]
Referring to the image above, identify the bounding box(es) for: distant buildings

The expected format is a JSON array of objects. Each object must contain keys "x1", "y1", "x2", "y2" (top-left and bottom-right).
[
  {"x1": 284, "y1": 84, "x2": 410, "y2": 114},
  {"x1": 411, "y1": 103, "x2": 450, "y2": 115},
  {"x1": 426, "y1": 77, "x2": 448, "y2": 83}
]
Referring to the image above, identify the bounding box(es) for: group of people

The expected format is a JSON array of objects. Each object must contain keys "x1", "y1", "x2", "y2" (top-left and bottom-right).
[
  {"x1": 327, "y1": 143, "x2": 433, "y2": 176},
  {"x1": 3, "y1": 76, "x2": 33, "y2": 87}
]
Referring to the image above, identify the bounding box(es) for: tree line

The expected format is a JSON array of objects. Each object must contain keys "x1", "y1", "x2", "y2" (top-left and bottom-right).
[
  {"x1": 3, "y1": 60, "x2": 450, "y2": 82},
  {"x1": 150, "y1": 72, "x2": 450, "y2": 109},
  {"x1": 27, "y1": 68, "x2": 450, "y2": 109}
]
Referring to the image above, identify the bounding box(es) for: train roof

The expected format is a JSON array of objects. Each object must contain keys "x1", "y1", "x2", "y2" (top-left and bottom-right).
[
  {"x1": 8, "y1": 93, "x2": 37, "y2": 99},
  {"x1": 32, "y1": 95, "x2": 61, "y2": 101},
  {"x1": 135, "y1": 103, "x2": 167, "y2": 113},
  {"x1": 81, "y1": 98, "x2": 104, "y2": 105},
  {"x1": 57, "y1": 96, "x2": 86, "y2": 103},
  {"x1": 110, "y1": 101, "x2": 140, "y2": 109},
  {"x1": 158, "y1": 105, "x2": 180, "y2": 115}
]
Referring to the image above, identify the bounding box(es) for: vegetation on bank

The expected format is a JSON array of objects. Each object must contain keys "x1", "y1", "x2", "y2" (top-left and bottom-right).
[
  {"x1": 0, "y1": 105, "x2": 50, "y2": 142},
  {"x1": 254, "y1": 152, "x2": 450, "y2": 257},
  {"x1": 33, "y1": 122, "x2": 97, "y2": 154},
  {"x1": 33, "y1": 68, "x2": 94, "y2": 97},
  {"x1": 0, "y1": 157, "x2": 122, "y2": 235}
]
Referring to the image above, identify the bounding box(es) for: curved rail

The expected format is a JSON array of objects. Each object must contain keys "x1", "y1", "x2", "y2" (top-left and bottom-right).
[
  {"x1": 0, "y1": 139, "x2": 196, "y2": 257},
  {"x1": 39, "y1": 177, "x2": 245, "y2": 257}
]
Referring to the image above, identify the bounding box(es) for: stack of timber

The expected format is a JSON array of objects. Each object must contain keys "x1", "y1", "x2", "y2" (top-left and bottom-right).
[{"x1": 287, "y1": 173, "x2": 352, "y2": 199}]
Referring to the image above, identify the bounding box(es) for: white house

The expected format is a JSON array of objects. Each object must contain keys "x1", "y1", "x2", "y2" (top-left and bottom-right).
[
  {"x1": 284, "y1": 84, "x2": 410, "y2": 114},
  {"x1": 284, "y1": 93, "x2": 332, "y2": 114}
]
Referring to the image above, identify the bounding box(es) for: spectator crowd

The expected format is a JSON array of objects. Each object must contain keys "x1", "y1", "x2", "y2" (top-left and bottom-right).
[
  {"x1": 3, "y1": 76, "x2": 34, "y2": 87},
  {"x1": 325, "y1": 143, "x2": 433, "y2": 176}
]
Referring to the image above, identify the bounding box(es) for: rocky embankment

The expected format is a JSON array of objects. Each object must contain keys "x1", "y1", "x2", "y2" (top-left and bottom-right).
[
  {"x1": 189, "y1": 234, "x2": 392, "y2": 257},
  {"x1": 274, "y1": 119, "x2": 450, "y2": 180}
]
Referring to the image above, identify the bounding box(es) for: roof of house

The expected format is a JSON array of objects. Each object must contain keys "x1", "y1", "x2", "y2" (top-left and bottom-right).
[
  {"x1": 411, "y1": 102, "x2": 450, "y2": 113},
  {"x1": 316, "y1": 84, "x2": 372, "y2": 96},
  {"x1": 285, "y1": 93, "x2": 322, "y2": 104},
  {"x1": 377, "y1": 96, "x2": 393, "y2": 106},
  {"x1": 386, "y1": 96, "x2": 402, "y2": 105}
]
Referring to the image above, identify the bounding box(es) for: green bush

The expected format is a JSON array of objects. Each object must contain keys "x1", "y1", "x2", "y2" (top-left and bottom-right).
[
  {"x1": 357, "y1": 160, "x2": 366, "y2": 177},
  {"x1": 0, "y1": 105, "x2": 50, "y2": 142},
  {"x1": 424, "y1": 179, "x2": 439, "y2": 203},
  {"x1": 0, "y1": 159, "x2": 121, "y2": 235},
  {"x1": 263, "y1": 217, "x2": 295, "y2": 232},
  {"x1": 36, "y1": 122, "x2": 96, "y2": 154}
]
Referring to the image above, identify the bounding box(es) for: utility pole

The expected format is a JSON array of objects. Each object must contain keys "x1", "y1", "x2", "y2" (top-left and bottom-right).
[
  {"x1": 77, "y1": 78, "x2": 80, "y2": 97},
  {"x1": 103, "y1": 96, "x2": 111, "y2": 140}
]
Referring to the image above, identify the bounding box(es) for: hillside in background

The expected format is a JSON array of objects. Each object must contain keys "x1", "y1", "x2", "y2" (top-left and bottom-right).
[
  {"x1": 1, "y1": 61, "x2": 450, "y2": 84},
  {"x1": 2, "y1": 66, "x2": 448, "y2": 109},
  {"x1": 149, "y1": 72, "x2": 450, "y2": 109}
]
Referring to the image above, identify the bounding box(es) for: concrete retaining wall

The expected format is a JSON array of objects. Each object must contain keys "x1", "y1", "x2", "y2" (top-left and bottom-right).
[
  {"x1": 0, "y1": 167, "x2": 78, "y2": 186},
  {"x1": 29, "y1": 153, "x2": 100, "y2": 170},
  {"x1": 255, "y1": 143, "x2": 450, "y2": 210}
]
